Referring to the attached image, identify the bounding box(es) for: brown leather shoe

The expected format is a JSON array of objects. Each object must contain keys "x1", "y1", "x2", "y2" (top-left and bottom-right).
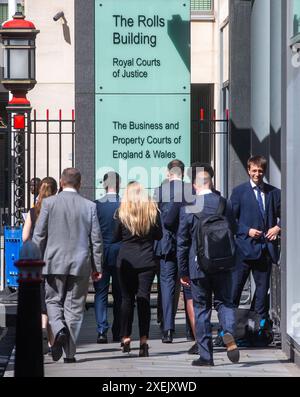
[{"x1": 222, "y1": 333, "x2": 240, "y2": 363}]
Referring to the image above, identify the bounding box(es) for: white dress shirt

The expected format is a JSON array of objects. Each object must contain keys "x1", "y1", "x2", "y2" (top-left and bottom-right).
[{"x1": 250, "y1": 179, "x2": 265, "y2": 211}]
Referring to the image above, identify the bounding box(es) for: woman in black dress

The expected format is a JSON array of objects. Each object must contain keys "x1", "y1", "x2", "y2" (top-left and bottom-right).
[{"x1": 114, "y1": 181, "x2": 162, "y2": 357}]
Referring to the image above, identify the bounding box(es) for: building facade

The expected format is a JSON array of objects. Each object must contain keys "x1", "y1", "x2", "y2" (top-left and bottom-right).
[
  {"x1": 229, "y1": 0, "x2": 300, "y2": 365},
  {"x1": 0, "y1": 0, "x2": 299, "y2": 367}
]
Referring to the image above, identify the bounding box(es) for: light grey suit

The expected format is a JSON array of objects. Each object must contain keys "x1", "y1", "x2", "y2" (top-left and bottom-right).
[{"x1": 33, "y1": 190, "x2": 103, "y2": 359}]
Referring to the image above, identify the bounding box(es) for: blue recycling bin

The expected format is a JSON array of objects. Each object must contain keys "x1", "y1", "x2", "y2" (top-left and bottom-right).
[{"x1": 4, "y1": 226, "x2": 23, "y2": 288}]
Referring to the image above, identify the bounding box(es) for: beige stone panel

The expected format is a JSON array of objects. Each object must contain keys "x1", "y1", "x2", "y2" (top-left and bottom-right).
[
  {"x1": 27, "y1": 83, "x2": 75, "y2": 187},
  {"x1": 191, "y1": 21, "x2": 216, "y2": 83},
  {"x1": 25, "y1": 0, "x2": 74, "y2": 84},
  {"x1": 28, "y1": 83, "x2": 74, "y2": 116}
]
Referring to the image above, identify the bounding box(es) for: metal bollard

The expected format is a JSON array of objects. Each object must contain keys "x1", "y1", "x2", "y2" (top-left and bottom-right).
[{"x1": 14, "y1": 241, "x2": 45, "y2": 377}]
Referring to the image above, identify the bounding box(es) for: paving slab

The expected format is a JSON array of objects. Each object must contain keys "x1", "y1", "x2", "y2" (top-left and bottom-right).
[{"x1": 4, "y1": 305, "x2": 300, "y2": 378}]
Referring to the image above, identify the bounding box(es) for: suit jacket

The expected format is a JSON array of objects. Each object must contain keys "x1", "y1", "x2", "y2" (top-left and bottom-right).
[
  {"x1": 230, "y1": 181, "x2": 281, "y2": 263},
  {"x1": 33, "y1": 191, "x2": 103, "y2": 277},
  {"x1": 154, "y1": 180, "x2": 193, "y2": 257},
  {"x1": 177, "y1": 193, "x2": 236, "y2": 280},
  {"x1": 95, "y1": 193, "x2": 121, "y2": 267},
  {"x1": 113, "y1": 211, "x2": 163, "y2": 269}
]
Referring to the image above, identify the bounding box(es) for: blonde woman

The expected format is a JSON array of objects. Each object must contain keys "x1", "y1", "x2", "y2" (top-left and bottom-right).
[
  {"x1": 22, "y1": 176, "x2": 58, "y2": 354},
  {"x1": 114, "y1": 181, "x2": 162, "y2": 357}
]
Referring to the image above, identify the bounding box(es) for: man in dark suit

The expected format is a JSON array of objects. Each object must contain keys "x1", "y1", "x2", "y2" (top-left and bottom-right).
[
  {"x1": 177, "y1": 165, "x2": 239, "y2": 366},
  {"x1": 230, "y1": 155, "x2": 281, "y2": 323},
  {"x1": 154, "y1": 160, "x2": 188, "y2": 343},
  {"x1": 94, "y1": 172, "x2": 122, "y2": 343}
]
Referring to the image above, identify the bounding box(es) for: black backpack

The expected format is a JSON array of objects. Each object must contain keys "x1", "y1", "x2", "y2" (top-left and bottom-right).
[
  {"x1": 235, "y1": 308, "x2": 274, "y2": 347},
  {"x1": 195, "y1": 197, "x2": 236, "y2": 274}
]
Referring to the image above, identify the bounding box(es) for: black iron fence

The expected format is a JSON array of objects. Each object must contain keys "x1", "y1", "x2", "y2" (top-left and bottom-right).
[
  {"x1": 0, "y1": 109, "x2": 75, "y2": 289},
  {"x1": 30, "y1": 109, "x2": 75, "y2": 205},
  {"x1": 196, "y1": 110, "x2": 229, "y2": 198},
  {"x1": 2, "y1": 109, "x2": 75, "y2": 226}
]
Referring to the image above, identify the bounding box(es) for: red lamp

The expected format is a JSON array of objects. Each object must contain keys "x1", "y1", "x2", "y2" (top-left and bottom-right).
[{"x1": 0, "y1": 12, "x2": 40, "y2": 109}]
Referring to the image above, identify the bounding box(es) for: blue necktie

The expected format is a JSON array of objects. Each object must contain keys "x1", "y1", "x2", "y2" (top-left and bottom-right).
[{"x1": 255, "y1": 186, "x2": 265, "y2": 218}]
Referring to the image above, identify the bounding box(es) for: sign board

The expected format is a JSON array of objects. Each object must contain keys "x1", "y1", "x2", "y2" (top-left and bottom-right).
[{"x1": 95, "y1": 0, "x2": 190, "y2": 195}]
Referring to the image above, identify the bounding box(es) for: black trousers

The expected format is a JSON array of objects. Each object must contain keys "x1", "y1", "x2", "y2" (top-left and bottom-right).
[{"x1": 118, "y1": 264, "x2": 156, "y2": 339}]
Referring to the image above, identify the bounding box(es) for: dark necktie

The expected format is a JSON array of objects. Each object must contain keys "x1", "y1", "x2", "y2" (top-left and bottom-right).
[{"x1": 255, "y1": 186, "x2": 265, "y2": 218}]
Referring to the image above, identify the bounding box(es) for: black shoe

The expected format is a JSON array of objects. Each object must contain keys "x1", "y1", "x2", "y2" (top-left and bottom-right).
[
  {"x1": 213, "y1": 334, "x2": 225, "y2": 347},
  {"x1": 51, "y1": 328, "x2": 67, "y2": 362},
  {"x1": 186, "y1": 329, "x2": 195, "y2": 342},
  {"x1": 122, "y1": 340, "x2": 131, "y2": 353},
  {"x1": 97, "y1": 333, "x2": 108, "y2": 344},
  {"x1": 188, "y1": 343, "x2": 198, "y2": 355},
  {"x1": 64, "y1": 357, "x2": 76, "y2": 364},
  {"x1": 192, "y1": 358, "x2": 214, "y2": 367},
  {"x1": 162, "y1": 330, "x2": 173, "y2": 343},
  {"x1": 139, "y1": 343, "x2": 149, "y2": 357},
  {"x1": 222, "y1": 333, "x2": 240, "y2": 363},
  {"x1": 42, "y1": 328, "x2": 49, "y2": 355}
]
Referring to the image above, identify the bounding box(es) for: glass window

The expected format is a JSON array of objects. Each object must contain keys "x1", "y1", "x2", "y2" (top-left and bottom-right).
[
  {"x1": 3, "y1": 47, "x2": 8, "y2": 78},
  {"x1": 0, "y1": 3, "x2": 23, "y2": 24},
  {"x1": 0, "y1": 4, "x2": 8, "y2": 24},
  {"x1": 293, "y1": 0, "x2": 300, "y2": 37},
  {"x1": 9, "y1": 49, "x2": 29, "y2": 79},
  {"x1": 30, "y1": 49, "x2": 35, "y2": 79},
  {"x1": 9, "y1": 40, "x2": 30, "y2": 46},
  {"x1": 191, "y1": 0, "x2": 213, "y2": 13}
]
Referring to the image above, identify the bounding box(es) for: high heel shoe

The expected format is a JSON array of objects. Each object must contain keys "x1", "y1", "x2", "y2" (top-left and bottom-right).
[
  {"x1": 139, "y1": 343, "x2": 149, "y2": 357},
  {"x1": 122, "y1": 339, "x2": 131, "y2": 353}
]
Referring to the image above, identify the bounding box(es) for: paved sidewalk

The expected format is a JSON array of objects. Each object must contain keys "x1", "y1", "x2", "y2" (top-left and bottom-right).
[{"x1": 4, "y1": 305, "x2": 300, "y2": 378}]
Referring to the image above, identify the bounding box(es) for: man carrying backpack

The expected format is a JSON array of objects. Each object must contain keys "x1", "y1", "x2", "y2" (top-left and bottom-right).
[{"x1": 177, "y1": 165, "x2": 239, "y2": 366}]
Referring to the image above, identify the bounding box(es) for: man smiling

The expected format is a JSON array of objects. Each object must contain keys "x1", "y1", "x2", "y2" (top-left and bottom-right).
[{"x1": 230, "y1": 155, "x2": 281, "y2": 324}]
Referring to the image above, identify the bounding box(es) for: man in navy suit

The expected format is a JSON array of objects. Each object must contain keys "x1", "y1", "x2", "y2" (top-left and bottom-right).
[
  {"x1": 154, "y1": 160, "x2": 189, "y2": 343},
  {"x1": 177, "y1": 165, "x2": 239, "y2": 366},
  {"x1": 94, "y1": 172, "x2": 122, "y2": 343},
  {"x1": 230, "y1": 155, "x2": 281, "y2": 322}
]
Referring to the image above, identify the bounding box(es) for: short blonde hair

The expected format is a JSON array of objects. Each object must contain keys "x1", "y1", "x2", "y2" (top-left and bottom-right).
[{"x1": 118, "y1": 182, "x2": 158, "y2": 236}]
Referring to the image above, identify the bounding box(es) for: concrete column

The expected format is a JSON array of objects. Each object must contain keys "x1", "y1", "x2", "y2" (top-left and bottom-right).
[
  {"x1": 251, "y1": 0, "x2": 271, "y2": 175},
  {"x1": 228, "y1": 0, "x2": 252, "y2": 193},
  {"x1": 269, "y1": 0, "x2": 282, "y2": 188},
  {"x1": 75, "y1": 0, "x2": 95, "y2": 200}
]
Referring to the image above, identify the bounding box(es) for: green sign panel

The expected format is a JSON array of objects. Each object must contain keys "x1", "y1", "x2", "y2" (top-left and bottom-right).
[
  {"x1": 293, "y1": 0, "x2": 300, "y2": 37},
  {"x1": 95, "y1": 0, "x2": 190, "y2": 94},
  {"x1": 95, "y1": 94, "x2": 190, "y2": 193},
  {"x1": 95, "y1": 0, "x2": 190, "y2": 196}
]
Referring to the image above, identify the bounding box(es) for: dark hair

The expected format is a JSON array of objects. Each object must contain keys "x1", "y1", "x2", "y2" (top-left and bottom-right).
[
  {"x1": 187, "y1": 162, "x2": 215, "y2": 184},
  {"x1": 187, "y1": 162, "x2": 214, "y2": 185},
  {"x1": 30, "y1": 177, "x2": 42, "y2": 195},
  {"x1": 30, "y1": 177, "x2": 41, "y2": 184},
  {"x1": 247, "y1": 155, "x2": 267, "y2": 172},
  {"x1": 102, "y1": 171, "x2": 120, "y2": 191},
  {"x1": 61, "y1": 168, "x2": 81, "y2": 188},
  {"x1": 167, "y1": 159, "x2": 185, "y2": 178}
]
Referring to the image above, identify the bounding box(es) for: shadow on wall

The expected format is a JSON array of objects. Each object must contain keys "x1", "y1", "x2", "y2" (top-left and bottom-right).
[
  {"x1": 230, "y1": 121, "x2": 281, "y2": 182},
  {"x1": 167, "y1": 15, "x2": 190, "y2": 72},
  {"x1": 62, "y1": 15, "x2": 71, "y2": 45}
]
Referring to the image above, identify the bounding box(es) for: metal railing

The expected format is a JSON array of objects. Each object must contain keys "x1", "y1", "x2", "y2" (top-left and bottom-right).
[{"x1": 0, "y1": 109, "x2": 75, "y2": 289}]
